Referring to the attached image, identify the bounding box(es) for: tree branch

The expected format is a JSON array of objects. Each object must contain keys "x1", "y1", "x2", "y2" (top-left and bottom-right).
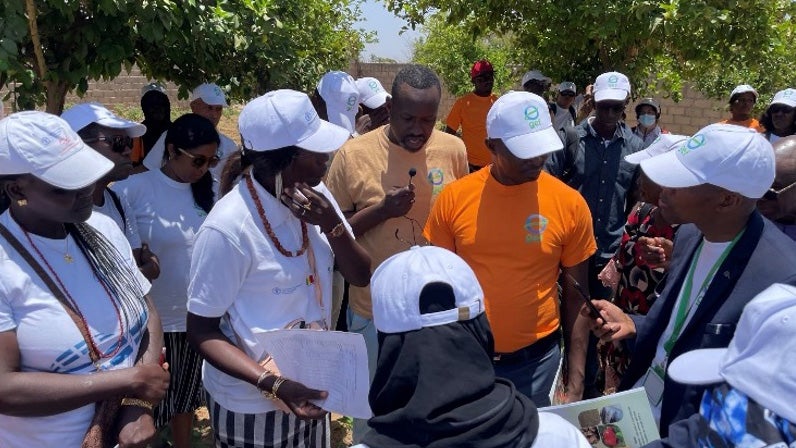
[{"x1": 25, "y1": 0, "x2": 47, "y2": 80}]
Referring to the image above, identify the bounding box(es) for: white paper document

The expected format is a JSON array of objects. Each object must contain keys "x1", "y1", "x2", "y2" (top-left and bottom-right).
[{"x1": 253, "y1": 329, "x2": 372, "y2": 418}]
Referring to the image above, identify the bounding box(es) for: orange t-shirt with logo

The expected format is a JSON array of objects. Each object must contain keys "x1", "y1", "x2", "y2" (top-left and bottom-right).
[
  {"x1": 445, "y1": 93, "x2": 498, "y2": 167},
  {"x1": 424, "y1": 168, "x2": 596, "y2": 352}
]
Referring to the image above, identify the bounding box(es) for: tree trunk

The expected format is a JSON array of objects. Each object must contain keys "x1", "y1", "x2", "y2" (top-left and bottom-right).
[{"x1": 45, "y1": 80, "x2": 69, "y2": 115}]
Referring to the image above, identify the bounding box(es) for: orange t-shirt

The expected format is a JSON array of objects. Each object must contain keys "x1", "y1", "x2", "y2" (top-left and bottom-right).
[
  {"x1": 445, "y1": 93, "x2": 497, "y2": 167},
  {"x1": 424, "y1": 168, "x2": 596, "y2": 352},
  {"x1": 719, "y1": 118, "x2": 764, "y2": 133}
]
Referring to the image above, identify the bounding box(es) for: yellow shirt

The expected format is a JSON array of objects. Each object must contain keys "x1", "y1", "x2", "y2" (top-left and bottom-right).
[
  {"x1": 325, "y1": 126, "x2": 468, "y2": 318},
  {"x1": 424, "y1": 168, "x2": 596, "y2": 352},
  {"x1": 445, "y1": 93, "x2": 498, "y2": 167}
]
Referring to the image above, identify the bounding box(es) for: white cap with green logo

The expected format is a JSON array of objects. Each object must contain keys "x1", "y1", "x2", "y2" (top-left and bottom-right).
[
  {"x1": 639, "y1": 123, "x2": 775, "y2": 199},
  {"x1": 486, "y1": 91, "x2": 563, "y2": 159}
]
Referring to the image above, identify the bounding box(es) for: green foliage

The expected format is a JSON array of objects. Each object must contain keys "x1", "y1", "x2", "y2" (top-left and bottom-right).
[
  {"x1": 412, "y1": 14, "x2": 519, "y2": 97},
  {"x1": 392, "y1": 0, "x2": 796, "y2": 101},
  {"x1": 0, "y1": 0, "x2": 368, "y2": 113}
]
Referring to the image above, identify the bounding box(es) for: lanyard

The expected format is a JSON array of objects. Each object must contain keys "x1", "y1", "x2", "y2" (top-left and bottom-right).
[{"x1": 663, "y1": 230, "x2": 744, "y2": 354}]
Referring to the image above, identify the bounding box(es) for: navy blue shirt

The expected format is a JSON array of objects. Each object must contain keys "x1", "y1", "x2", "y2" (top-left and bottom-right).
[{"x1": 546, "y1": 120, "x2": 644, "y2": 259}]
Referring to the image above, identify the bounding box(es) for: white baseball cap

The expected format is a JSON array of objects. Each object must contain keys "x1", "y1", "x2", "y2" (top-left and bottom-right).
[
  {"x1": 238, "y1": 89, "x2": 350, "y2": 153},
  {"x1": 486, "y1": 91, "x2": 564, "y2": 159},
  {"x1": 0, "y1": 111, "x2": 113, "y2": 189},
  {"x1": 141, "y1": 82, "x2": 166, "y2": 96},
  {"x1": 189, "y1": 83, "x2": 228, "y2": 107},
  {"x1": 668, "y1": 283, "x2": 796, "y2": 422},
  {"x1": 356, "y1": 77, "x2": 391, "y2": 109},
  {"x1": 593, "y1": 72, "x2": 631, "y2": 102},
  {"x1": 624, "y1": 134, "x2": 688, "y2": 164},
  {"x1": 61, "y1": 102, "x2": 146, "y2": 138},
  {"x1": 317, "y1": 71, "x2": 359, "y2": 134},
  {"x1": 730, "y1": 84, "x2": 758, "y2": 102},
  {"x1": 371, "y1": 246, "x2": 485, "y2": 334},
  {"x1": 521, "y1": 70, "x2": 551, "y2": 87},
  {"x1": 771, "y1": 88, "x2": 796, "y2": 108},
  {"x1": 639, "y1": 123, "x2": 775, "y2": 199}
]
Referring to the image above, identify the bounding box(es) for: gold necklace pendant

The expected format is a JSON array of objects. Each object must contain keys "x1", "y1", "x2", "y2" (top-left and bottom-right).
[{"x1": 64, "y1": 253, "x2": 74, "y2": 263}]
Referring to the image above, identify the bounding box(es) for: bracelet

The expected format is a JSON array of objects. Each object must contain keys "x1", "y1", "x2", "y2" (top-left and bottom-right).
[
  {"x1": 271, "y1": 377, "x2": 287, "y2": 398},
  {"x1": 120, "y1": 397, "x2": 153, "y2": 411},
  {"x1": 324, "y1": 222, "x2": 346, "y2": 238}
]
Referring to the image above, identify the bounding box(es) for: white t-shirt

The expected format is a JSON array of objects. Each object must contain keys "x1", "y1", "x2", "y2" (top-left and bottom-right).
[
  {"x1": 636, "y1": 237, "x2": 731, "y2": 422},
  {"x1": 187, "y1": 177, "x2": 351, "y2": 414},
  {"x1": 92, "y1": 188, "x2": 142, "y2": 250},
  {"x1": 349, "y1": 412, "x2": 591, "y2": 448},
  {"x1": 141, "y1": 130, "x2": 237, "y2": 198},
  {"x1": 0, "y1": 211, "x2": 150, "y2": 448},
  {"x1": 552, "y1": 103, "x2": 575, "y2": 130},
  {"x1": 113, "y1": 169, "x2": 208, "y2": 332}
]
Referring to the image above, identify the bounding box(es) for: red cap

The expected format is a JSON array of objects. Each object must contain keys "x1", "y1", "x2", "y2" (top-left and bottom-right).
[{"x1": 470, "y1": 60, "x2": 494, "y2": 79}]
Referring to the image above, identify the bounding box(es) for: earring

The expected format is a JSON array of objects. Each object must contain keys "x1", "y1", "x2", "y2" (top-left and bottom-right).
[{"x1": 16, "y1": 199, "x2": 27, "y2": 207}]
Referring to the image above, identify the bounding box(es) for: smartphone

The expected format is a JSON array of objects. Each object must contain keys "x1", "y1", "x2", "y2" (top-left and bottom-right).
[{"x1": 566, "y1": 273, "x2": 605, "y2": 321}]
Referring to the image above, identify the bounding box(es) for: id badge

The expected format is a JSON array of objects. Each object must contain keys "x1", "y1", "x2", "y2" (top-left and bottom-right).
[{"x1": 641, "y1": 367, "x2": 665, "y2": 406}]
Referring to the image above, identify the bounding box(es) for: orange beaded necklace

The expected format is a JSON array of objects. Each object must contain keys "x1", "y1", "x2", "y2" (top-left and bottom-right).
[{"x1": 245, "y1": 175, "x2": 309, "y2": 257}]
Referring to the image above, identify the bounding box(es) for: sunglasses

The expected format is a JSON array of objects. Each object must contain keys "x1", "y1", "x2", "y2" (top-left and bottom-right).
[
  {"x1": 84, "y1": 134, "x2": 133, "y2": 153},
  {"x1": 177, "y1": 147, "x2": 220, "y2": 168},
  {"x1": 559, "y1": 92, "x2": 576, "y2": 97},
  {"x1": 595, "y1": 102, "x2": 625, "y2": 113},
  {"x1": 763, "y1": 180, "x2": 796, "y2": 201},
  {"x1": 769, "y1": 105, "x2": 794, "y2": 114}
]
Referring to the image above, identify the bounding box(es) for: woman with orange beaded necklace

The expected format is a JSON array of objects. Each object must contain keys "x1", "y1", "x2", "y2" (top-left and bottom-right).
[
  {"x1": 0, "y1": 111, "x2": 169, "y2": 448},
  {"x1": 186, "y1": 90, "x2": 371, "y2": 448}
]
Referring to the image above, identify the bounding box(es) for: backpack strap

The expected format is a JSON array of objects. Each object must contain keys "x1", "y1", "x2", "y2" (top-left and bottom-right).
[{"x1": 106, "y1": 188, "x2": 126, "y2": 232}]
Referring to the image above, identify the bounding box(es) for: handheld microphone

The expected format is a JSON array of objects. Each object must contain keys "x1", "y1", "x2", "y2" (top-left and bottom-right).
[{"x1": 408, "y1": 168, "x2": 417, "y2": 186}]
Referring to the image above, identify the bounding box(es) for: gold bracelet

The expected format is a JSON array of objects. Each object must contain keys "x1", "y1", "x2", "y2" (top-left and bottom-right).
[
  {"x1": 271, "y1": 377, "x2": 287, "y2": 398},
  {"x1": 324, "y1": 222, "x2": 346, "y2": 238},
  {"x1": 120, "y1": 397, "x2": 153, "y2": 411}
]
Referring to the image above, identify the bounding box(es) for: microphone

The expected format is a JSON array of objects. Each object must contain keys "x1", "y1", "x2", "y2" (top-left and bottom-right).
[{"x1": 408, "y1": 168, "x2": 417, "y2": 186}]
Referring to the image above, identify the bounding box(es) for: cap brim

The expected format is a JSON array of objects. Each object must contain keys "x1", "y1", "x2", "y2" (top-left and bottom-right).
[
  {"x1": 97, "y1": 117, "x2": 146, "y2": 138},
  {"x1": 594, "y1": 89, "x2": 629, "y2": 102},
  {"x1": 296, "y1": 119, "x2": 351, "y2": 153},
  {"x1": 624, "y1": 149, "x2": 652, "y2": 164},
  {"x1": 639, "y1": 149, "x2": 702, "y2": 189},
  {"x1": 771, "y1": 98, "x2": 796, "y2": 108},
  {"x1": 362, "y1": 92, "x2": 390, "y2": 109},
  {"x1": 668, "y1": 348, "x2": 727, "y2": 385},
  {"x1": 326, "y1": 106, "x2": 356, "y2": 134},
  {"x1": 503, "y1": 127, "x2": 564, "y2": 159},
  {"x1": 34, "y1": 142, "x2": 114, "y2": 189}
]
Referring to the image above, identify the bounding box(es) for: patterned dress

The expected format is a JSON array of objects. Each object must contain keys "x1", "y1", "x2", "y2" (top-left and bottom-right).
[{"x1": 599, "y1": 202, "x2": 677, "y2": 394}]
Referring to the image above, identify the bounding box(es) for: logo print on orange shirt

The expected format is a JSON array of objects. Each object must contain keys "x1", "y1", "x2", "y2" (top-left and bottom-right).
[
  {"x1": 524, "y1": 214, "x2": 548, "y2": 243},
  {"x1": 428, "y1": 168, "x2": 444, "y2": 195}
]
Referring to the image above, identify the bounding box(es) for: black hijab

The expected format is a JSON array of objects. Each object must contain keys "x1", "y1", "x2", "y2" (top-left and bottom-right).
[
  {"x1": 140, "y1": 90, "x2": 171, "y2": 154},
  {"x1": 362, "y1": 283, "x2": 539, "y2": 448}
]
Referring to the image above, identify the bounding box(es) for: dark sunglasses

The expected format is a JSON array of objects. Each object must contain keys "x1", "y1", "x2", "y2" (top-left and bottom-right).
[
  {"x1": 595, "y1": 102, "x2": 625, "y2": 113},
  {"x1": 84, "y1": 134, "x2": 133, "y2": 153},
  {"x1": 177, "y1": 147, "x2": 220, "y2": 168},
  {"x1": 769, "y1": 105, "x2": 794, "y2": 114},
  {"x1": 559, "y1": 91, "x2": 576, "y2": 97},
  {"x1": 763, "y1": 180, "x2": 796, "y2": 201}
]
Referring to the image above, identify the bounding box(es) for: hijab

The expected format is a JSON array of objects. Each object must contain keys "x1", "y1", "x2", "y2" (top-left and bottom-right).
[{"x1": 361, "y1": 283, "x2": 539, "y2": 448}]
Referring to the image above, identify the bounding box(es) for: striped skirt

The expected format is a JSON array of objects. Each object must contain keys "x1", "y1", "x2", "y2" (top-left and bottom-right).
[
  {"x1": 154, "y1": 331, "x2": 205, "y2": 428},
  {"x1": 206, "y1": 392, "x2": 331, "y2": 448}
]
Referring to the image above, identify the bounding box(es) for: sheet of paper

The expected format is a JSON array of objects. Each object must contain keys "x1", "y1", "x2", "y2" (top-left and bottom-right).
[{"x1": 253, "y1": 329, "x2": 372, "y2": 418}]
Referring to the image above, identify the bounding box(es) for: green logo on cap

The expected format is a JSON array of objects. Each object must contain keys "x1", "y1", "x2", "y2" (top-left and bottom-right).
[
  {"x1": 524, "y1": 105, "x2": 542, "y2": 129},
  {"x1": 368, "y1": 80, "x2": 379, "y2": 91},
  {"x1": 346, "y1": 94, "x2": 357, "y2": 111},
  {"x1": 679, "y1": 134, "x2": 706, "y2": 155}
]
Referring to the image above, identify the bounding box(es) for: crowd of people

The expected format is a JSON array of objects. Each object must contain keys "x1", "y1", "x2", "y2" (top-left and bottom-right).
[{"x1": 0, "y1": 60, "x2": 795, "y2": 448}]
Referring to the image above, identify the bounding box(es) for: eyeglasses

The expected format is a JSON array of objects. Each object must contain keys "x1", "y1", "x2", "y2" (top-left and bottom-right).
[
  {"x1": 394, "y1": 215, "x2": 428, "y2": 247},
  {"x1": 83, "y1": 134, "x2": 133, "y2": 153},
  {"x1": 769, "y1": 105, "x2": 794, "y2": 114},
  {"x1": 763, "y1": 180, "x2": 796, "y2": 201},
  {"x1": 559, "y1": 92, "x2": 576, "y2": 97},
  {"x1": 176, "y1": 147, "x2": 220, "y2": 168},
  {"x1": 595, "y1": 102, "x2": 625, "y2": 113}
]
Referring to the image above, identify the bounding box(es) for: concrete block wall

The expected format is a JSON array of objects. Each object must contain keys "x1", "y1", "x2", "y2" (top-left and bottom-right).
[{"x1": 1, "y1": 62, "x2": 730, "y2": 136}]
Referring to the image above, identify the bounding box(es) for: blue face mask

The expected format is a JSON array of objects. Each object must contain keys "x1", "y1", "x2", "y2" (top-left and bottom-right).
[{"x1": 638, "y1": 114, "x2": 657, "y2": 127}]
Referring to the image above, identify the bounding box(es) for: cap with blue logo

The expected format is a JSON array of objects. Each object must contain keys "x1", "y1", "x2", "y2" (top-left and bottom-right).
[
  {"x1": 594, "y1": 72, "x2": 631, "y2": 102},
  {"x1": 486, "y1": 91, "x2": 564, "y2": 159},
  {"x1": 317, "y1": 71, "x2": 359, "y2": 134},
  {"x1": 355, "y1": 77, "x2": 390, "y2": 109},
  {"x1": 189, "y1": 83, "x2": 228, "y2": 107},
  {"x1": 639, "y1": 123, "x2": 775, "y2": 199},
  {"x1": 771, "y1": 88, "x2": 796, "y2": 108}
]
